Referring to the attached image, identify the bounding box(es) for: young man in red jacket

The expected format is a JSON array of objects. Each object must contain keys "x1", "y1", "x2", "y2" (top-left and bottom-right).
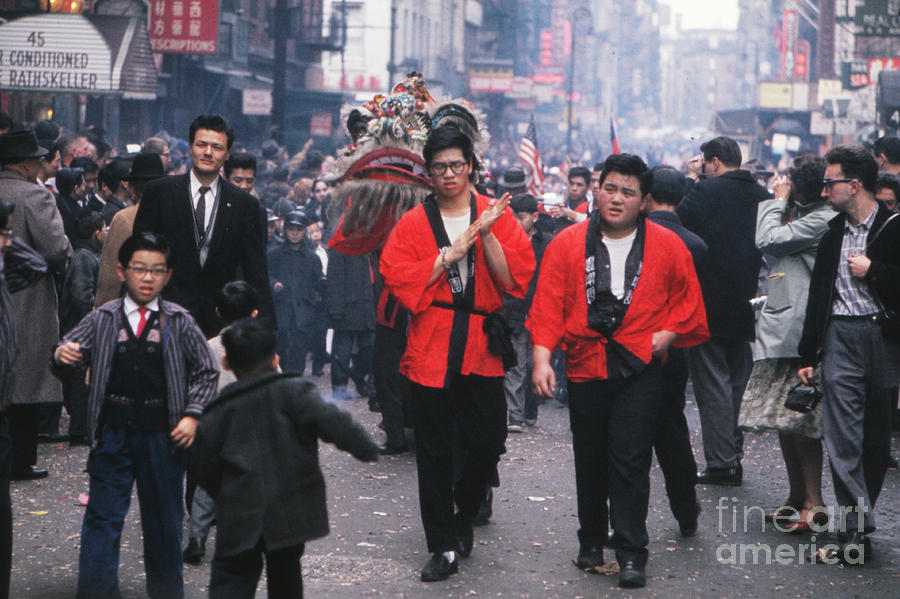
[
  {"x1": 380, "y1": 125, "x2": 535, "y2": 582},
  {"x1": 528, "y1": 153, "x2": 709, "y2": 589}
]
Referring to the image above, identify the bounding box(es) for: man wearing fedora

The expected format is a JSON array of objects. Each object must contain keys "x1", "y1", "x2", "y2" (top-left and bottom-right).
[
  {"x1": 95, "y1": 153, "x2": 167, "y2": 308},
  {"x1": 0, "y1": 129, "x2": 72, "y2": 480},
  {"x1": 133, "y1": 114, "x2": 273, "y2": 338}
]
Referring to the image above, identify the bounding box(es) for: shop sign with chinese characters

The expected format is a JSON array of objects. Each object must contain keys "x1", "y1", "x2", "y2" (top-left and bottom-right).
[{"x1": 149, "y1": 0, "x2": 218, "y2": 55}]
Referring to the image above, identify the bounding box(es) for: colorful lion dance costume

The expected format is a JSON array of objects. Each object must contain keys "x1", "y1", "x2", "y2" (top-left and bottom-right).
[{"x1": 329, "y1": 73, "x2": 488, "y2": 254}]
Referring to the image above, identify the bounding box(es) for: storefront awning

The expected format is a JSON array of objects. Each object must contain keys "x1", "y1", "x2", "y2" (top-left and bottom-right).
[{"x1": 0, "y1": 13, "x2": 157, "y2": 100}]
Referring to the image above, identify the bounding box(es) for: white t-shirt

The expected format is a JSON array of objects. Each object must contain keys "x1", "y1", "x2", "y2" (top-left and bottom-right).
[
  {"x1": 603, "y1": 230, "x2": 636, "y2": 300},
  {"x1": 442, "y1": 211, "x2": 471, "y2": 290}
]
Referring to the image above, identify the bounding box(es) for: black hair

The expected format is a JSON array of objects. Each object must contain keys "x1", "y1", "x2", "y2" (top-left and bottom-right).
[
  {"x1": 118, "y1": 232, "x2": 173, "y2": 268},
  {"x1": 876, "y1": 171, "x2": 900, "y2": 201},
  {"x1": 0, "y1": 111, "x2": 11, "y2": 132},
  {"x1": 599, "y1": 153, "x2": 649, "y2": 193},
  {"x1": 221, "y1": 318, "x2": 278, "y2": 378},
  {"x1": 55, "y1": 168, "x2": 84, "y2": 197},
  {"x1": 99, "y1": 160, "x2": 129, "y2": 192},
  {"x1": 224, "y1": 152, "x2": 258, "y2": 178},
  {"x1": 423, "y1": 125, "x2": 475, "y2": 170},
  {"x1": 873, "y1": 136, "x2": 900, "y2": 165},
  {"x1": 592, "y1": 162, "x2": 604, "y2": 172},
  {"x1": 75, "y1": 210, "x2": 104, "y2": 241},
  {"x1": 568, "y1": 166, "x2": 591, "y2": 184},
  {"x1": 70, "y1": 156, "x2": 99, "y2": 173},
  {"x1": 34, "y1": 119, "x2": 59, "y2": 142},
  {"x1": 189, "y1": 114, "x2": 235, "y2": 149},
  {"x1": 216, "y1": 281, "x2": 258, "y2": 326},
  {"x1": 510, "y1": 193, "x2": 538, "y2": 213},
  {"x1": 700, "y1": 136, "x2": 742, "y2": 168},
  {"x1": 38, "y1": 139, "x2": 58, "y2": 163},
  {"x1": 824, "y1": 145, "x2": 879, "y2": 193},
  {"x1": 641, "y1": 165, "x2": 685, "y2": 206},
  {"x1": 789, "y1": 155, "x2": 826, "y2": 206}
]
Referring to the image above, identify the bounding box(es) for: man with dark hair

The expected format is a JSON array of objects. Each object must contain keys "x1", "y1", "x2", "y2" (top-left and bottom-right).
[
  {"x1": 54, "y1": 231, "x2": 218, "y2": 598},
  {"x1": 638, "y1": 165, "x2": 707, "y2": 538},
  {"x1": 70, "y1": 156, "x2": 103, "y2": 213},
  {"x1": 872, "y1": 135, "x2": 900, "y2": 175},
  {"x1": 504, "y1": 193, "x2": 549, "y2": 432},
  {"x1": 37, "y1": 140, "x2": 60, "y2": 192},
  {"x1": 549, "y1": 166, "x2": 592, "y2": 226},
  {"x1": 529, "y1": 153, "x2": 708, "y2": 588},
  {"x1": 380, "y1": 125, "x2": 535, "y2": 582},
  {"x1": 797, "y1": 144, "x2": 900, "y2": 565},
  {"x1": 97, "y1": 159, "x2": 132, "y2": 224},
  {"x1": 0, "y1": 129, "x2": 72, "y2": 480},
  {"x1": 134, "y1": 114, "x2": 273, "y2": 337},
  {"x1": 224, "y1": 153, "x2": 258, "y2": 194},
  {"x1": 677, "y1": 136, "x2": 770, "y2": 487},
  {"x1": 875, "y1": 171, "x2": 899, "y2": 212}
]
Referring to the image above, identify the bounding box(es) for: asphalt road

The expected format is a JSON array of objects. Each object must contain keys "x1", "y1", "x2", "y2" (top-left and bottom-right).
[{"x1": 10, "y1": 378, "x2": 900, "y2": 598}]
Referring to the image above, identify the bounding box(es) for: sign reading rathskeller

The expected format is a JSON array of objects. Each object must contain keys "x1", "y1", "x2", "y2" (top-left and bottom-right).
[{"x1": 0, "y1": 15, "x2": 113, "y2": 92}]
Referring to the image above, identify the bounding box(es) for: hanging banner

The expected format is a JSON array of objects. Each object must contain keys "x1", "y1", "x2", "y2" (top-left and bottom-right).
[{"x1": 149, "y1": 0, "x2": 218, "y2": 55}]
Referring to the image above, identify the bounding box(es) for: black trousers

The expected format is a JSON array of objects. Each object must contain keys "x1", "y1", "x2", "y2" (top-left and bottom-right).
[
  {"x1": 0, "y1": 413, "x2": 11, "y2": 599},
  {"x1": 373, "y1": 323, "x2": 409, "y2": 448},
  {"x1": 209, "y1": 542, "x2": 304, "y2": 599},
  {"x1": 568, "y1": 362, "x2": 663, "y2": 567},
  {"x1": 410, "y1": 374, "x2": 507, "y2": 553},
  {"x1": 653, "y1": 348, "x2": 698, "y2": 524},
  {"x1": 7, "y1": 404, "x2": 40, "y2": 473}
]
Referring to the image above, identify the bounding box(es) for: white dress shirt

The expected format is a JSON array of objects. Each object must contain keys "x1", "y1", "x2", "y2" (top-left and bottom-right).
[
  {"x1": 189, "y1": 170, "x2": 219, "y2": 230},
  {"x1": 123, "y1": 295, "x2": 160, "y2": 335}
]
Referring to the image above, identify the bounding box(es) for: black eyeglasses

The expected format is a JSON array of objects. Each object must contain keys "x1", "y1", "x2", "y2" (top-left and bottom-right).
[
  {"x1": 126, "y1": 266, "x2": 169, "y2": 278},
  {"x1": 822, "y1": 178, "x2": 855, "y2": 189},
  {"x1": 428, "y1": 160, "x2": 468, "y2": 176}
]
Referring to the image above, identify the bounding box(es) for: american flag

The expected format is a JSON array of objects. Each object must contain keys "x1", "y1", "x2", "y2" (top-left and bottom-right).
[
  {"x1": 610, "y1": 114, "x2": 621, "y2": 155},
  {"x1": 518, "y1": 117, "x2": 544, "y2": 195}
]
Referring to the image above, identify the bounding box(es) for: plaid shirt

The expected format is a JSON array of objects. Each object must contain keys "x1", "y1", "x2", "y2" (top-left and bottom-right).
[{"x1": 832, "y1": 206, "x2": 880, "y2": 317}]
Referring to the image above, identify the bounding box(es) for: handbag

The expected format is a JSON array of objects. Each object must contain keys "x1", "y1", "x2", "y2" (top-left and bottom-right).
[{"x1": 783, "y1": 382, "x2": 822, "y2": 414}]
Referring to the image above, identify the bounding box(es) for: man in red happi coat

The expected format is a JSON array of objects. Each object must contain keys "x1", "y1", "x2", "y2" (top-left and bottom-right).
[
  {"x1": 528, "y1": 153, "x2": 708, "y2": 589},
  {"x1": 380, "y1": 126, "x2": 534, "y2": 582}
]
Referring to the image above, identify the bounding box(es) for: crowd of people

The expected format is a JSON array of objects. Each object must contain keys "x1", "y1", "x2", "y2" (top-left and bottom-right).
[{"x1": 0, "y1": 102, "x2": 899, "y2": 598}]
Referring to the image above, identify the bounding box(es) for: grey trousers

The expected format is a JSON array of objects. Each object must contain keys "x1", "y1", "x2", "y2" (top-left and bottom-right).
[
  {"x1": 503, "y1": 329, "x2": 533, "y2": 425},
  {"x1": 188, "y1": 486, "x2": 216, "y2": 546},
  {"x1": 821, "y1": 318, "x2": 899, "y2": 534},
  {"x1": 690, "y1": 337, "x2": 752, "y2": 470}
]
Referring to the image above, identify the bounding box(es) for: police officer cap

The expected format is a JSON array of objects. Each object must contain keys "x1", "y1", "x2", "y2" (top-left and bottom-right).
[{"x1": 283, "y1": 211, "x2": 308, "y2": 228}]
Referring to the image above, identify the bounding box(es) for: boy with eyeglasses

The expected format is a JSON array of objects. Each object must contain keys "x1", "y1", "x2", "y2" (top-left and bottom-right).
[{"x1": 53, "y1": 232, "x2": 218, "y2": 599}]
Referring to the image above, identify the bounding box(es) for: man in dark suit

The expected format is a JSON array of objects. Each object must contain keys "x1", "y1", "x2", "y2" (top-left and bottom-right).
[
  {"x1": 133, "y1": 115, "x2": 273, "y2": 338},
  {"x1": 677, "y1": 136, "x2": 771, "y2": 487}
]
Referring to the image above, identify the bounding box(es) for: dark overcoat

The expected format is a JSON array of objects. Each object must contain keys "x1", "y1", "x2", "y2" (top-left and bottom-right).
[
  {"x1": 192, "y1": 372, "x2": 380, "y2": 558},
  {"x1": 677, "y1": 169, "x2": 771, "y2": 341}
]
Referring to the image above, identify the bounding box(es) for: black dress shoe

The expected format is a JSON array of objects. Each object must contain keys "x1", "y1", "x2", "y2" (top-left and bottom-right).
[
  {"x1": 697, "y1": 466, "x2": 742, "y2": 487},
  {"x1": 69, "y1": 435, "x2": 90, "y2": 447},
  {"x1": 472, "y1": 487, "x2": 493, "y2": 526},
  {"x1": 378, "y1": 443, "x2": 408, "y2": 456},
  {"x1": 606, "y1": 531, "x2": 626, "y2": 549},
  {"x1": 420, "y1": 552, "x2": 458, "y2": 582},
  {"x1": 679, "y1": 502, "x2": 701, "y2": 537},
  {"x1": 618, "y1": 560, "x2": 646, "y2": 588},
  {"x1": 455, "y1": 514, "x2": 474, "y2": 558},
  {"x1": 12, "y1": 466, "x2": 48, "y2": 481},
  {"x1": 573, "y1": 544, "x2": 604, "y2": 572},
  {"x1": 183, "y1": 539, "x2": 205, "y2": 565},
  {"x1": 838, "y1": 532, "x2": 872, "y2": 564}
]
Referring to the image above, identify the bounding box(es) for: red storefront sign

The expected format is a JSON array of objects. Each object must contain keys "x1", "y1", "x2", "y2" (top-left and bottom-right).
[{"x1": 149, "y1": 0, "x2": 218, "y2": 55}]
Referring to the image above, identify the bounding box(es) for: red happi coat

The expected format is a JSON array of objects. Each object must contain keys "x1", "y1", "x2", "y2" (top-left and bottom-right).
[
  {"x1": 527, "y1": 219, "x2": 709, "y2": 382},
  {"x1": 380, "y1": 194, "x2": 535, "y2": 388}
]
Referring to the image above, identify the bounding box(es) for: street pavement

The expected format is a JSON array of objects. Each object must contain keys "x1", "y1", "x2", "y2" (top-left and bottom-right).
[{"x1": 10, "y1": 377, "x2": 900, "y2": 598}]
